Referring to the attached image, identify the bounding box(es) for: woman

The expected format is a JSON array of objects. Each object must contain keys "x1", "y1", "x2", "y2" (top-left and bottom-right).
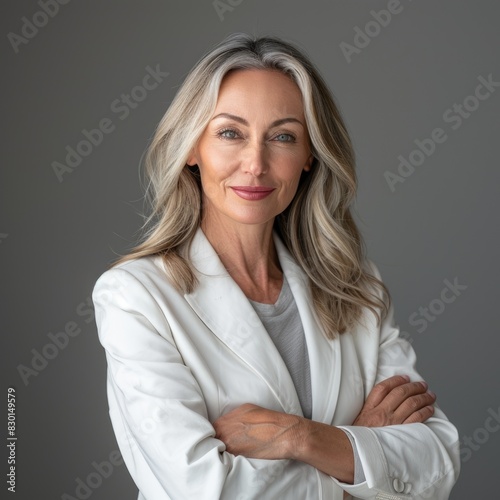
[{"x1": 93, "y1": 33, "x2": 460, "y2": 499}]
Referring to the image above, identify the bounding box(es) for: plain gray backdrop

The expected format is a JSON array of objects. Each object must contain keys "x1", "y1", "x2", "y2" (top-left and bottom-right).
[{"x1": 2, "y1": 1, "x2": 499, "y2": 498}]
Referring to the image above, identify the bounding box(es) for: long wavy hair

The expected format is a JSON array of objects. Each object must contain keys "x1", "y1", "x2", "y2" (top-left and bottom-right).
[{"x1": 112, "y1": 32, "x2": 391, "y2": 339}]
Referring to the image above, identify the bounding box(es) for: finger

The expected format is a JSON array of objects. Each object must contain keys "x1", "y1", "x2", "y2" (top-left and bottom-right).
[
  {"x1": 402, "y1": 404, "x2": 435, "y2": 424},
  {"x1": 380, "y1": 381, "x2": 431, "y2": 411},
  {"x1": 363, "y1": 375, "x2": 411, "y2": 409},
  {"x1": 393, "y1": 391, "x2": 437, "y2": 423}
]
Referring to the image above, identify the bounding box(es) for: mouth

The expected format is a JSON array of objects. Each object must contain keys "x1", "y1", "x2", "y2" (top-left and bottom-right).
[{"x1": 230, "y1": 186, "x2": 276, "y2": 200}]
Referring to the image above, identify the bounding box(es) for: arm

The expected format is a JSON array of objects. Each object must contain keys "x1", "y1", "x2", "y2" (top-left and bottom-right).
[
  {"x1": 332, "y1": 307, "x2": 460, "y2": 500},
  {"x1": 213, "y1": 376, "x2": 436, "y2": 485},
  {"x1": 213, "y1": 403, "x2": 355, "y2": 482},
  {"x1": 92, "y1": 267, "x2": 327, "y2": 500},
  {"x1": 289, "y1": 375, "x2": 437, "y2": 481},
  {"x1": 214, "y1": 261, "x2": 461, "y2": 498},
  {"x1": 331, "y1": 261, "x2": 461, "y2": 498}
]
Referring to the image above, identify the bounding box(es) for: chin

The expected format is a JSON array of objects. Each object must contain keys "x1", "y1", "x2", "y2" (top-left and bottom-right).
[{"x1": 226, "y1": 210, "x2": 277, "y2": 227}]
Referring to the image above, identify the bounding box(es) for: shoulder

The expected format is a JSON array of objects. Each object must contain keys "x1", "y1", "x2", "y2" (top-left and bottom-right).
[
  {"x1": 93, "y1": 255, "x2": 161, "y2": 287},
  {"x1": 92, "y1": 255, "x2": 179, "y2": 307}
]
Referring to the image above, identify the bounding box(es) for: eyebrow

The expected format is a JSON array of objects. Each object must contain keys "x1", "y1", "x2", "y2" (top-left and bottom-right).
[{"x1": 211, "y1": 113, "x2": 304, "y2": 128}]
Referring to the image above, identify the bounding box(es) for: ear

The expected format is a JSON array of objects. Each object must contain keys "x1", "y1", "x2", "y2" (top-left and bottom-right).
[
  {"x1": 186, "y1": 147, "x2": 198, "y2": 167},
  {"x1": 304, "y1": 153, "x2": 314, "y2": 172}
]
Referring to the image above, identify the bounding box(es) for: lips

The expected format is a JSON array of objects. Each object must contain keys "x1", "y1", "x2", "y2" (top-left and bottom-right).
[{"x1": 230, "y1": 186, "x2": 276, "y2": 201}]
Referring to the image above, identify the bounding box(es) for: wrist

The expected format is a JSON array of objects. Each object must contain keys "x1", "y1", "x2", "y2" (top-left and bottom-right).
[
  {"x1": 284, "y1": 414, "x2": 310, "y2": 460},
  {"x1": 286, "y1": 419, "x2": 355, "y2": 483}
]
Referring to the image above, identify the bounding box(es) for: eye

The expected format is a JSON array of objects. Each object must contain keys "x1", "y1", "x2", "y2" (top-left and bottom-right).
[
  {"x1": 274, "y1": 133, "x2": 296, "y2": 142},
  {"x1": 217, "y1": 128, "x2": 240, "y2": 140}
]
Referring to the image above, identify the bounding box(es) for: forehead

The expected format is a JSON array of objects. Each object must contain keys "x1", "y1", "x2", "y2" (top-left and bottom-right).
[{"x1": 215, "y1": 68, "x2": 305, "y2": 115}]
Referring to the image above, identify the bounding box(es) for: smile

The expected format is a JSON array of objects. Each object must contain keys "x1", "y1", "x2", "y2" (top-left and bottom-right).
[{"x1": 230, "y1": 186, "x2": 276, "y2": 201}]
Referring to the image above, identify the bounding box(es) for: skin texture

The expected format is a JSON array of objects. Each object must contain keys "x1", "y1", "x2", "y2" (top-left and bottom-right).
[
  {"x1": 188, "y1": 69, "x2": 437, "y2": 485},
  {"x1": 213, "y1": 375, "x2": 436, "y2": 484}
]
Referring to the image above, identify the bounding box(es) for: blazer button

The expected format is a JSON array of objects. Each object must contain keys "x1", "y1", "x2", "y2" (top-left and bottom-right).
[{"x1": 393, "y1": 478, "x2": 405, "y2": 493}]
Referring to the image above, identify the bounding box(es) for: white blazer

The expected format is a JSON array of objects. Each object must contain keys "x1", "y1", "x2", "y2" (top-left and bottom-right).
[{"x1": 93, "y1": 227, "x2": 460, "y2": 500}]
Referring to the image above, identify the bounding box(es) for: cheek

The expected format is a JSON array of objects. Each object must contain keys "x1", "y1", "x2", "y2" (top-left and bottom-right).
[
  {"x1": 284, "y1": 177, "x2": 302, "y2": 200},
  {"x1": 199, "y1": 145, "x2": 237, "y2": 180},
  {"x1": 277, "y1": 167, "x2": 306, "y2": 203},
  {"x1": 279, "y1": 159, "x2": 306, "y2": 185},
  {"x1": 198, "y1": 153, "x2": 236, "y2": 201}
]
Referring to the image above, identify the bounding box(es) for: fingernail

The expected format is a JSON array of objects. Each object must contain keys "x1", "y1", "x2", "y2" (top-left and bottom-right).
[
  {"x1": 402, "y1": 375, "x2": 410, "y2": 381},
  {"x1": 428, "y1": 390, "x2": 436, "y2": 398},
  {"x1": 420, "y1": 381, "x2": 428, "y2": 390}
]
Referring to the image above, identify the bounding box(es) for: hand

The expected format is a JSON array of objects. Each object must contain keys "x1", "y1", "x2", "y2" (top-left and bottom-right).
[
  {"x1": 213, "y1": 403, "x2": 300, "y2": 460},
  {"x1": 353, "y1": 375, "x2": 436, "y2": 427},
  {"x1": 214, "y1": 404, "x2": 355, "y2": 483}
]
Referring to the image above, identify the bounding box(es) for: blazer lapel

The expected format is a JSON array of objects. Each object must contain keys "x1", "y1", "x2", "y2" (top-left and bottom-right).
[
  {"x1": 184, "y1": 227, "x2": 341, "y2": 424},
  {"x1": 273, "y1": 234, "x2": 342, "y2": 425},
  {"x1": 184, "y1": 228, "x2": 302, "y2": 416}
]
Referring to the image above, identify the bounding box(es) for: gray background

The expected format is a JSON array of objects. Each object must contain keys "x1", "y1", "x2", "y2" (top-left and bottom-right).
[{"x1": 2, "y1": 0, "x2": 499, "y2": 498}]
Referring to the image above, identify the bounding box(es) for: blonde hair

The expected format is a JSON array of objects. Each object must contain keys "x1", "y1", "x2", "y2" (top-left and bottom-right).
[{"x1": 112, "y1": 33, "x2": 390, "y2": 339}]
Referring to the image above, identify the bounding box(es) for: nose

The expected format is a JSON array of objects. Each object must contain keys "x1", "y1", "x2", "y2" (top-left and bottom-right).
[{"x1": 242, "y1": 141, "x2": 269, "y2": 176}]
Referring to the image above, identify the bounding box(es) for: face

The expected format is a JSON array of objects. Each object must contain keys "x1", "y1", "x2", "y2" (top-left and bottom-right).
[{"x1": 187, "y1": 68, "x2": 313, "y2": 234}]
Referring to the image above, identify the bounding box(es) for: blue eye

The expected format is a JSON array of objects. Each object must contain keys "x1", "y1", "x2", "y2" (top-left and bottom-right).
[
  {"x1": 218, "y1": 128, "x2": 239, "y2": 140},
  {"x1": 275, "y1": 133, "x2": 296, "y2": 142}
]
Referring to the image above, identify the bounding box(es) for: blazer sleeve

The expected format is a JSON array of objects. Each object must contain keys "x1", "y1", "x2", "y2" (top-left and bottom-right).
[
  {"x1": 333, "y1": 260, "x2": 461, "y2": 499},
  {"x1": 92, "y1": 267, "x2": 323, "y2": 500}
]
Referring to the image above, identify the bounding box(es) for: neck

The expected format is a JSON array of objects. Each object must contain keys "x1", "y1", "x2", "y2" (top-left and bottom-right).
[{"x1": 200, "y1": 211, "x2": 283, "y2": 304}]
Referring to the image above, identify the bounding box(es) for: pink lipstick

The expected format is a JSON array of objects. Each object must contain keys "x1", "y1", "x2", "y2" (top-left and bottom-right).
[{"x1": 230, "y1": 186, "x2": 275, "y2": 201}]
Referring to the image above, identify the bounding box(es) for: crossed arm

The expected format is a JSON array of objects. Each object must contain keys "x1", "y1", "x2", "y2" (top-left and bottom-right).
[{"x1": 213, "y1": 374, "x2": 437, "y2": 484}]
